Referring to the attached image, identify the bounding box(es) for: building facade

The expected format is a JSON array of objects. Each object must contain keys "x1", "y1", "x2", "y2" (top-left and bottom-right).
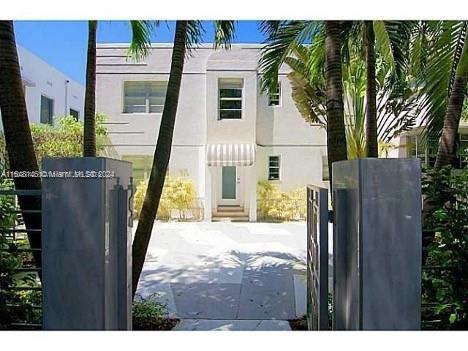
[
  {"x1": 96, "y1": 43, "x2": 328, "y2": 221},
  {"x1": 0, "y1": 45, "x2": 85, "y2": 128}
]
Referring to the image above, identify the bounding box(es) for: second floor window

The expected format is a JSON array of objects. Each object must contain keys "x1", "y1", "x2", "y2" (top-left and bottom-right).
[
  {"x1": 219, "y1": 78, "x2": 243, "y2": 119},
  {"x1": 40, "y1": 95, "x2": 54, "y2": 124},
  {"x1": 268, "y1": 83, "x2": 281, "y2": 106},
  {"x1": 124, "y1": 81, "x2": 167, "y2": 114}
]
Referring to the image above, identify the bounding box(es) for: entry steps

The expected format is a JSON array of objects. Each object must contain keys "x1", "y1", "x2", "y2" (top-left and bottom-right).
[{"x1": 212, "y1": 205, "x2": 249, "y2": 222}]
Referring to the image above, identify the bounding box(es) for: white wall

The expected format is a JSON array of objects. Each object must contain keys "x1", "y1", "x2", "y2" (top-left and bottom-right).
[
  {"x1": 95, "y1": 43, "x2": 330, "y2": 211},
  {"x1": 18, "y1": 45, "x2": 84, "y2": 123}
]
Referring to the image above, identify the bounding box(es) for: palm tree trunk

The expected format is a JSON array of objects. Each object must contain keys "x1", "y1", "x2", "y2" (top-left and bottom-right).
[
  {"x1": 0, "y1": 21, "x2": 42, "y2": 268},
  {"x1": 83, "y1": 20, "x2": 97, "y2": 157},
  {"x1": 434, "y1": 32, "x2": 468, "y2": 169},
  {"x1": 422, "y1": 30, "x2": 468, "y2": 266},
  {"x1": 325, "y1": 21, "x2": 348, "y2": 185},
  {"x1": 132, "y1": 21, "x2": 188, "y2": 297},
  {"x1": 365, "y1": 21, "x2": 378, "y2": 158}
]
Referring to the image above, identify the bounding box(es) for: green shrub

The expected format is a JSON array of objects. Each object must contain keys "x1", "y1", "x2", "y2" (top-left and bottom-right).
[
  {"x1": 29, "y1": 114, "x2": 108, "y2": 163},
  {"x1": 257, "y1": 180, "x2": 306, "y2": 221},
  {"x1": 133, "y1": 175, "x2": 199, "y2": 220},
  {"x1": 0, "y1": 114, "x2": 109, "y2": 169},
  {"x1": 422, "y1": 167, "x2": 468, "y2": 330},
  {"x1": 132, "y1": 293, "x2": 174, "y2": 330},
  {"x1": 0, "y1": 177, "x2": 41, "y2": 329}
]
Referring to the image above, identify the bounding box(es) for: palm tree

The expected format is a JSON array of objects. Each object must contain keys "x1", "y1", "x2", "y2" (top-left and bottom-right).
[
  {"x1": 131, "y1": 21, "x2": 236, "y2": 296},
  {"x1": 83, "y1": 20, "x2": 97, "y2": 157},
  {"x1": 325, "y1": 21, "x2": 348, "y2": 182},
  {"x1": 260, "y1": 20, "x2": 347, "y2": 183},
  {"x1": 364, "y1": 21, "x2": 378, "y2": 157},
  {"x1": 434, "y1": 29, "x2": 468, "y2": 168},
  {"x1": 83, "y1": 21, "x2": 155, "y2": 157},
  {"x1": 285, "y1": 42, "x2": 419, "y2": 159},
  {"x1": 0, "y1": 21, "x2": 42, "y2": 267}
]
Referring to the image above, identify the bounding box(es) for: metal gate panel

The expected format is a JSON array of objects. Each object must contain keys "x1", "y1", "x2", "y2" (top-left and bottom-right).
[{"x1": 306, "y1": 185, "x2": 329, "y2": 330}]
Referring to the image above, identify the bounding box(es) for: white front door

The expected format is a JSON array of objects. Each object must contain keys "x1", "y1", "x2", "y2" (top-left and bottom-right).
[{"x1": 218, "y1": 166, "x2": 242, "y2": 206}]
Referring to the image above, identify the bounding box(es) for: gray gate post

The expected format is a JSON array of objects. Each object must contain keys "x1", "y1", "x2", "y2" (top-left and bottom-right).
[
  {"x1": 41, "y1": 157, "x2": 132, "y2": 330},
  {"x1": 332, "y1": 158, "x2": 422, "y2": 330}
]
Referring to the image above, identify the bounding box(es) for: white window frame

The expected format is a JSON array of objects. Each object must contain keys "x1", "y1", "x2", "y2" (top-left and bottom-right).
[
  {"x1": 268, "y1": 155, "x2": 281, "y2": 181},
  {"x1": 218, "y1": 78, "x2": 243, "y2": 120},
  {"x1": 123, "y1": 81, "x2": 167, "y2": 114},
  {"x1": 268, "y1": 82, "x2": 281, "y2": 107}
]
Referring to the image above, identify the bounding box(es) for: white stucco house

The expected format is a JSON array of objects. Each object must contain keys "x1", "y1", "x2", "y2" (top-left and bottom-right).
[
  {"x1": 96, "y1": 43, "x2": 329, "y2": 221},
  {"x1": 95, "y1": 43, "x2": 468, "y2": 222},
  {"x1": 0, "y1": 45, "x2": 85, "y2": 128}
]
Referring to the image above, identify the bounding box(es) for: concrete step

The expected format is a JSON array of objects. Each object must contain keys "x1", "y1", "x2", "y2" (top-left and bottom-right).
[
  {"x1": 216, "y1": 205, "x2": 245, "y2": 213},
  {"x1": 213, "y1": 211, "x2": 247, "y2": 217},
  {"x1": 212, "y1": 216, "x2": 250, "y2": 222}
]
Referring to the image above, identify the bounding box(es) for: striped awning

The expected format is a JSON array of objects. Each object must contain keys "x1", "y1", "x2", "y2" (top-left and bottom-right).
[{"x1": 207, "y1": 143, "x2": 256, "y2": 166}]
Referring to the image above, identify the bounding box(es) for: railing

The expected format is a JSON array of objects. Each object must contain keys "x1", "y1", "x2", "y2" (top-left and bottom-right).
[
  {"x1": 306, "y1": 185, "x2": 329, "y2": 330},
  {"x1": 156, "y1": 197, "x2": 205, "y2": 221},
  {"x1": 0, "y1": 188, "x2": 42, "y2": 330}
]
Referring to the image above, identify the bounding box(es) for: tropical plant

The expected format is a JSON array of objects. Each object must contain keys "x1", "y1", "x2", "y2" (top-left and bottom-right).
[
  {"x1": 131, "y1": 21, "x2": 236, "y2": 297},
  {"x1": 0, "y1": 178, "x2": 41, "y2": 329},
  {"x1": 132, "y1": 293, "x2": 177, "y2": 330},
  {"x1": 421, "y1": 167, "x2": 468, "y2": 330},
  {"x1": 83, "y1": 20, "x2": 97, "y2": 157},
  {"x1": 434, "y1": 27, "x2": 468, "y2": 169},
  {"x1": 27, "y1": 115, "x2": 108, "y2": 164},
  {"x1": 407, "y1": 21, "x2": 468, "y2": 163},
  {"x1": 257, "y1": 180, "x2": 306, "y2": 221},
  {"x1": 260, "y1": 20, "x2": 348, "y2": 184},
  {"x1": 0, "y1": 21, "x2": 42, "y2": 269},
  {"x1": 133, "y1": 176, "x2": 198, "y2": 220},
  {"x1": 284, "y1": 39, "x2": 418, "y2": 159},
  {"x1": 83, "y1": 20, "x2": 155, "y2": 156}
]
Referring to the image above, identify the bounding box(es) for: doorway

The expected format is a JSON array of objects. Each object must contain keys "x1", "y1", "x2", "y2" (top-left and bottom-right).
[{"x1": 219, "y1": 166, "x2": 242, "y2": 206}]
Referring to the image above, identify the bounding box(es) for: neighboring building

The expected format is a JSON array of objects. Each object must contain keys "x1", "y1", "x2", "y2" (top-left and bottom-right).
[
  {"x1": 96, "y1": 43, "x2": 328, "y2": 221},
  {"x1": 0, "y1": 45, "x2": 85, "y2": 128},
  {"x1": 387, "y1": 125, "x2": 468, "y2": 169}
]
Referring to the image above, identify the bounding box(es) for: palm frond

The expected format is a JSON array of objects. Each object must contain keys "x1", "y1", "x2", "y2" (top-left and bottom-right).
[
  {"x1": 185, "y1": 20, "x2": 204, "y2": 54},
  {"x1": 374, "y1": 20, "x2": 395, "y2": 71},
  {"x1": 414, "y1": 20, "x2": 467, "y2": 139},
  {"x1": 259, "y1": 20, "x2": 322, "y2": 92},
  {"x1": 213, "y1": 21, "x2": 236, "y2": 49},
  {"x1": 128, "y1": 21, "x2": 158, "y2": 61}
]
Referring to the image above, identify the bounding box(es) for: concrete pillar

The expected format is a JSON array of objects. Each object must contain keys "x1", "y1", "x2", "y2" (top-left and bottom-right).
[
  {"x1": 42, "y1": 157, "x2": 132, "y2": 330},
  {"x1": 204, "y1": 165, "x2": 212, "y2": 221},
  {"x1": 247, "y1": 164, "x2": 257, "y2": 221},
  {"x1": 332, "y1": 158, "x2": 422, "y2": 330}
]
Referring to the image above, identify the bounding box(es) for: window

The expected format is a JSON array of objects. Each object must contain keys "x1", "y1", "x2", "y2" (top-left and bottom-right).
[
  {"x1": 40, "y1": 95, "x2": 54, "y2": 124},
  {"x1": 69, "y1": 108, "x2": 79, "y2": 120},
  {"x1": 219, "y1": 78, "x2": 243, "y2": 119},
  {"x1": 121, "y1": 155, "x2": 153, "y2": 183},
  {"x1": 268, "y1": 156, "x2": 281, "y2": 180},
  {"x1": 268, "y1": 83, "x2": 281, "y2": 106},
  {"x1": 406, "y1": 135, "x2": 438, "y2": 167},
  {"x1": 123, "y1": 81, "x2": 167, "y2": 114}
]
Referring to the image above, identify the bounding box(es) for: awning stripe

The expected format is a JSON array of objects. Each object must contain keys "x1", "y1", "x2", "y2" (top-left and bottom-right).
[{"x1": 207, "y1": 143, "x2": 256, "y2": 166}]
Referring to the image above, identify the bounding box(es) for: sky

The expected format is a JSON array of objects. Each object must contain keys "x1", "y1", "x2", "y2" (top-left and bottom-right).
[{"x1": 13, "y1": 21, "x2": 265, "y2": 85}]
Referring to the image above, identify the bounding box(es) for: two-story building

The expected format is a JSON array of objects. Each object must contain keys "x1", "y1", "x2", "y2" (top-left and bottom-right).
[
  {"x1": 96, "y1": 43, "x2": 328, "y2": 221},
  {"x1": 0, "y1": 45, "x2": 85, "y2": 128}
]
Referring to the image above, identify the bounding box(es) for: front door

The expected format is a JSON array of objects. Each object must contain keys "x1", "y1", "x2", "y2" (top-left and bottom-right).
[{"x1": 219, "y1": 166, "x2": 240, "y2": 205}]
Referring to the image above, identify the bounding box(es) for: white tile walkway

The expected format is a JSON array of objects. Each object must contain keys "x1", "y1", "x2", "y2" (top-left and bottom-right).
[{"x1": 135, "y1": 221, "x2": 307, "y2": 330}]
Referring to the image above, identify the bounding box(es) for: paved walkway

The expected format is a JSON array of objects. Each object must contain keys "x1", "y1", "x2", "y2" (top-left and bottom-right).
[{"x1": 135, "y1": 221, "x2": 307, "y2": 331}]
